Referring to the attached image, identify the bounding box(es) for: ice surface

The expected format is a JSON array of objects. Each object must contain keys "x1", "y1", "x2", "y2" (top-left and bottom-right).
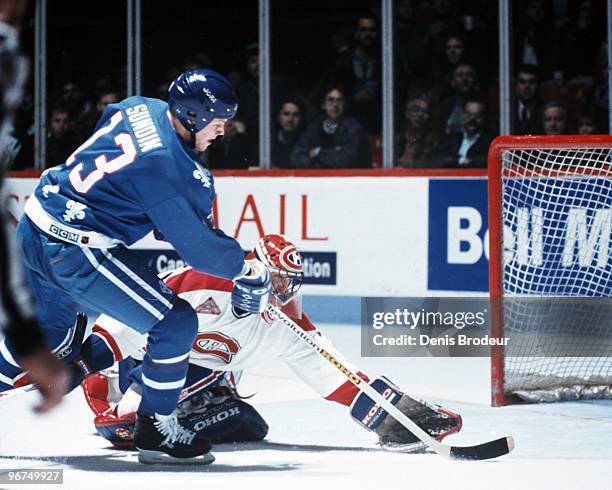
[{"x1": 1, "y1": 324, "x2": 611, "y2": 489}]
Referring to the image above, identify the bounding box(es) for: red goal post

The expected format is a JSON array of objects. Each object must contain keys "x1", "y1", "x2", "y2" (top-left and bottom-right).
[{"x1": 488, "y1": 135, "x2": 612, "y2": 406}]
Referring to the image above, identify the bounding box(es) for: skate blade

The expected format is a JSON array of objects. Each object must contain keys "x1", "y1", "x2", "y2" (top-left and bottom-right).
[{"x1": 138, "y1": 449, "x2": 215, "y2": 465}]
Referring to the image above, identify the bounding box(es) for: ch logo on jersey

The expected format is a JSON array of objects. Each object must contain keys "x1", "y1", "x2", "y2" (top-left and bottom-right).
[
  {"x1": 192, "y1": 332, "x2": 240, "y2": 364},
  {"x1": 193, "y1": 163, "x2": 212, "y2": 188},
  {"x1": 195, "y1": 297, "x2": 221, "y2": 315},
  {"x1": 63, "y1": 200, "x2": 87, "y2": 223}
]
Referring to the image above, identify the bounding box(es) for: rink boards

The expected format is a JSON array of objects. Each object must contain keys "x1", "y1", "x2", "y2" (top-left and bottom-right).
[{"x1": 6, "y1": 174, "x2": 491, "y2": 296}]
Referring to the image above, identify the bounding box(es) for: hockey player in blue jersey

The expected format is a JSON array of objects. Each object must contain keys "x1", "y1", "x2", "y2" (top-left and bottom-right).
[{"x1": 8, "y1": 69, "x2": 271, "y2": 464}]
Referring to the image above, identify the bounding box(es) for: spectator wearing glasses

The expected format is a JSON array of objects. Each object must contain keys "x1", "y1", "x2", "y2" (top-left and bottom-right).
[
  {"x1": 432, "y1": 97, "x2": 493, "y2": 168},
  {"x1": 396, "y1": 94, "x2": 438, "y2": 168}
]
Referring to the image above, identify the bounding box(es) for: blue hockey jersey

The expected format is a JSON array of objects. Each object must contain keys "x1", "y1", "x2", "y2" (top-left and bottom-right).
[{"x1": 32, "y1": 96, "x2": 244, "y2": 279}]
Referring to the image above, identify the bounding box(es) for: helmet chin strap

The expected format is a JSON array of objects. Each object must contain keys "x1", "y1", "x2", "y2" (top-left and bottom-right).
[{"x1": 189, "y1": 132, "x2": 196, "y2": 148}]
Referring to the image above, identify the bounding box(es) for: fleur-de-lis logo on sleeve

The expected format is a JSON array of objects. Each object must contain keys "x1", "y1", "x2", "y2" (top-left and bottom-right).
[
  {"x1": 63, "y1": 200, "x2": 87, "y2": 223},
  {"x1": 192, "y1": 163, "x2": 212, "y2": 188}
]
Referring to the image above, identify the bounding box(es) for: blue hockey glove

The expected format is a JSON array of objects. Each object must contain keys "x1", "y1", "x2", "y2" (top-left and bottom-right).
[{"x1": 231, "y1": 260, "x2": 271, "y2": 314}]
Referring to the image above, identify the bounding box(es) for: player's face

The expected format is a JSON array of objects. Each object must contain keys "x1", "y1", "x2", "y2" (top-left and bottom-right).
[{"x1": 195, "y1": 118, "x2": 226, "y2": 151}]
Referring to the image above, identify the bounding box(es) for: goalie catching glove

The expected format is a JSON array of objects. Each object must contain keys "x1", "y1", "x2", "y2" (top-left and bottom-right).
[{"x1": 350, "y1": 377, "x2": 462, "y2": 452}]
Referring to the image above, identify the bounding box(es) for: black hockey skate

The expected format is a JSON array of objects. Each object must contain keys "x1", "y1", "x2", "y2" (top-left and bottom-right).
[
  {"x1": 375, "y1": 395, "x2": 462, "y2": 453},
  {"x1": 134, "y1": 411, "x2": 215, "y2": 464}
]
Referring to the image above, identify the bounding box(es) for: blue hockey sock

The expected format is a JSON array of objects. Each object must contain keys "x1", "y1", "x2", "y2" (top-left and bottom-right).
[{"x1": 137, "y1": 299, "x2": 198, "y2": 416}]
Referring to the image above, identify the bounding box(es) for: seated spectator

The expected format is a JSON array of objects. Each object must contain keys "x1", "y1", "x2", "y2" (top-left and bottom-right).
[
  {"x1": 291, "y1": 85, "x2": 371, "y2": 168},
  {"x1": 80, "y1": 85, "x2": 121, "y2": 138},
  {"x1": 331, "y1": 14, "x2": 381, "y2": 134},
  {"x1": 183, "y1": 52, "x2": 214, "y2": 71},
  {"x1": 272, "y1": 99, "x2": 305, "y2": 168},
  {"x1": 56, "y1": 81, "x2": 92, "y2": 131},
  {"x1": 396, "y1": 94, "x2": 439, "y2": 167},
  {"x1": 437, "y1": 62, "x2": 481, "y2": 135},
  {"x1": 541, "y1": 101, "x2": 569, "y2": 135},
  {"x1": 235, "y1": 43, "x2": 260, "y2": 151},
  {"x1": 578, "y1": 112, "x2": 601, "y2": 134},
  {"x1": 432, "y1": 32, "x2": 469, "y2": 89},
  {"x1": 576, "y1": 109, "x2": 602, "y2": 135},
  {"x1": 396, "y1": 0, "x2": 430, "y2": 92},
  {"x1": 207, "y1": 119, "x2": 252, "y2": 169},
  {"x1": 46, "y1": 106, "x2": 79, "y2": 168},
  {"x1": 513, "y1": 0, "x2": 560, "y2": 82},
  {"x1": 432, "y1": 97, "x2": 494, "y2": 168},
  {"x1": 423, "y1": 0, "x2": 464, "y2": 60},
  {"x1": 512, "y1": 64, "x2": 543, "y2": 135},
  {"x1": 560, "y1": 0, "x2": 605, "y2": 85}
]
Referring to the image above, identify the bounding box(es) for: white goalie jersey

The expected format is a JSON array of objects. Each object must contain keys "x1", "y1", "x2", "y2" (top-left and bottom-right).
[{"x1": 93, "y1": 266, "x2": 363, "y2": 402}]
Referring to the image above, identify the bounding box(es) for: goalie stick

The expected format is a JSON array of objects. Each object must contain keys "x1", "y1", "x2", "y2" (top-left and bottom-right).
[{"x1": 267, "y1": 304, "x2": 515, "y2": 461}]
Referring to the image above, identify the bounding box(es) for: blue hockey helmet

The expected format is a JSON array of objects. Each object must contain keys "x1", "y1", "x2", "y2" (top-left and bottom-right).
[{"x1": 168, "y1": 69, "x2": 238, "y2": 133}]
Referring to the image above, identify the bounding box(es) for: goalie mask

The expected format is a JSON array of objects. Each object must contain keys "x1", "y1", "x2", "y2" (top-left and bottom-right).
[{"x1": 254, "y1": 234, "x2": 303, "y2": 305}]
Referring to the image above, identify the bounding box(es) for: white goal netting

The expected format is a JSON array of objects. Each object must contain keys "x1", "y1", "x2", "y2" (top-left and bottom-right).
[{"x1": 499, "y1": 146, "x2": 612, "y2": 402}]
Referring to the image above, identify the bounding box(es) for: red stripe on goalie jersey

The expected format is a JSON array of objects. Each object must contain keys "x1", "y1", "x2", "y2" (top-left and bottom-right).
[
  {"x1": 165, "y1": 269, "x2": 234, "y2": 294},
  {"x1": 325, "y1": 372, "x2": 370, "y2": 406}
]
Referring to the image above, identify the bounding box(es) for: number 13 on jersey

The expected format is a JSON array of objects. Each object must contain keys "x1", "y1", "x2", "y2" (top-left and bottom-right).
[{"x1": 66, "y1": 111, "x2": 137, "y2": 193}]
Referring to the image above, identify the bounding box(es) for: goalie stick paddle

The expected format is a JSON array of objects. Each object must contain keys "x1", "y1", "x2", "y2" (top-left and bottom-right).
[{"x1": 267, "y1": 304, "x2": 515, "y2": 461}]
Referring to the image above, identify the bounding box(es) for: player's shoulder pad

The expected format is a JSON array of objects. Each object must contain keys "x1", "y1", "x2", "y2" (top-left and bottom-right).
[{"x1": 119, "y1": 96, "x2": 169, "y2": 156}]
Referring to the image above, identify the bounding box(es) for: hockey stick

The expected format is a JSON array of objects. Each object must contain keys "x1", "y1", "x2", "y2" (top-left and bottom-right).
[{"x1": 267, "y1": 304, "x2": 515, "y2": 461}]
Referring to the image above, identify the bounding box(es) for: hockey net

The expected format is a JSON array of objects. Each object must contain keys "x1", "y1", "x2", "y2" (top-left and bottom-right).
[{"x1": 488, "y1": 136, "x2": 612, "y2": 405}]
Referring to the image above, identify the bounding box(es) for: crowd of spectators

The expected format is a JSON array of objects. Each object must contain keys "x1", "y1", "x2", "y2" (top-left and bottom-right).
[{"x1": 5, "y1": 0, "x2": 609, "y2": 171}]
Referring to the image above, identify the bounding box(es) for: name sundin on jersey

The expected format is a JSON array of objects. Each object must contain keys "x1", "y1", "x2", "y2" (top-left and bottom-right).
[{"x1": 125, "y1": 104, "x2": 163, "y2": 153}]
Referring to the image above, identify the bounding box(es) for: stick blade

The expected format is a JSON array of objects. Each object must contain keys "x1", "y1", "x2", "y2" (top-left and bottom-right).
[{"x1": 449, "y1": 436, "x2": 514, "y2": 461}]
